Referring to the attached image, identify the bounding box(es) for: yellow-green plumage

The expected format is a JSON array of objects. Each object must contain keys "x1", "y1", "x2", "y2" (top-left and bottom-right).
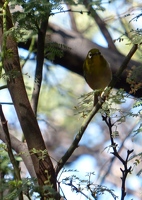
[{"x1": 83, "y1": 48, "x2": 112, "y2": 105}]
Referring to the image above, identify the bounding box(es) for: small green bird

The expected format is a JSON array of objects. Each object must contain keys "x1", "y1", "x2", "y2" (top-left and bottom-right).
[{"x1": 83, "y1": 48, "x2": 112, "y2": 105}]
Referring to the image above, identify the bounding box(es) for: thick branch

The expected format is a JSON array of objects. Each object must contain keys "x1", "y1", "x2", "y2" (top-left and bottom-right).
[{"x1": 19, "y1": 23, "x2": 142, "y2": 98}]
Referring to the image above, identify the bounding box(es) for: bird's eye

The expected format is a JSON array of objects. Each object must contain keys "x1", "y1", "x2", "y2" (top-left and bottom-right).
[{"x1": 88, "y1": 52, "x2": 92, "y2": 59}]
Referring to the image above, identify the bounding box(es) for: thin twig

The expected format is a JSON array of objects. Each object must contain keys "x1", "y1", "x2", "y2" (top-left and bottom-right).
[
  {"x1": 100, "y1": 121, "x2": 136, "y2": 185},
  {"x1": 50, "y1": 9, "x2": 89, "y2": 16},
  {"x1": 103, "y1": 116, "x2": 133, "y2": 200}
]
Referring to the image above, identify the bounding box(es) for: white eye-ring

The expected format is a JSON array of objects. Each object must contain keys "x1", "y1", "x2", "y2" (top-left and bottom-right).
[{"x1": 88, "y1": 52, "x2": 92, "y2": 59}]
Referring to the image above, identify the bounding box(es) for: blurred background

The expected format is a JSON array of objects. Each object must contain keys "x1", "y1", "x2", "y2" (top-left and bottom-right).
[{"x1": 1, "y1": 0, "x2": 142, "y2": 199}]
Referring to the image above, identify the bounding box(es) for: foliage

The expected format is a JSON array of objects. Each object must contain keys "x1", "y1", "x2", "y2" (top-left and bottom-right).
[
  {"x1": 0, "y1": 143, "x2": 13, "y2": 175},
  {"x1": 0, "y1": 144, "x2": 58, "y2": 199},
  {"x1": 126, "y1": 65, "x2": 142, "y2": 94},
  {"x1": 45, "y1": 41, "x2": 71, "y2": 61},
  {"x1": 0, "y1": 0, "x2": 142, "y2": 199}
]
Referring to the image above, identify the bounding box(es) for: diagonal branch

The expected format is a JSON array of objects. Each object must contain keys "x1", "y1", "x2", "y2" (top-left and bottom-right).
[
  {"x1": 0, "y1": 126, "x2": 36, "y2": 178},
  {"x1": 83, "y1": 0, "x2": 118, "y2": 51},
  {"x1": 0, "y1": 104, "x2": 23, "y2": 199}
]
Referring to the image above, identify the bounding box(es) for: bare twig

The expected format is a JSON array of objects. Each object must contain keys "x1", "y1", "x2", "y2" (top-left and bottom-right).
[
  {"x1": 103, "y1": 115, "x2": 133, "y2": 200},
  {"x1": 100, "y1": 120, "x2": 137, "y2": 185},
  {"x1": 50, "y1": 8, "x2": 89, "y2": 16}
]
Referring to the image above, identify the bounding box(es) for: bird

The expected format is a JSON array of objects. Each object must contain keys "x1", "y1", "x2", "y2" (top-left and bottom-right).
[{"x1": 83, "y1": 48, "x2": 112, "y2": 106}]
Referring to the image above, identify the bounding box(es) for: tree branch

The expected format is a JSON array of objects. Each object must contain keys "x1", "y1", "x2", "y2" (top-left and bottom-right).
[
  {"x1": 83, "y1": 0, "x2": 118, "y2": 51},
  {"x1": 0, "y1": 105, "x2": 23, "y2": 200},
  {"x1": 103, "y1": 116, "x2": 133, "y2": 200},
  {"x1": 100, "y1": 123, "x2": 135, "y2": 185},
  {"x1": 0, "y1": 126, "x2": 36, "y2": 178},
  {"x1": 31, "y1": 18, "x2": 49, "y2": 115}
]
